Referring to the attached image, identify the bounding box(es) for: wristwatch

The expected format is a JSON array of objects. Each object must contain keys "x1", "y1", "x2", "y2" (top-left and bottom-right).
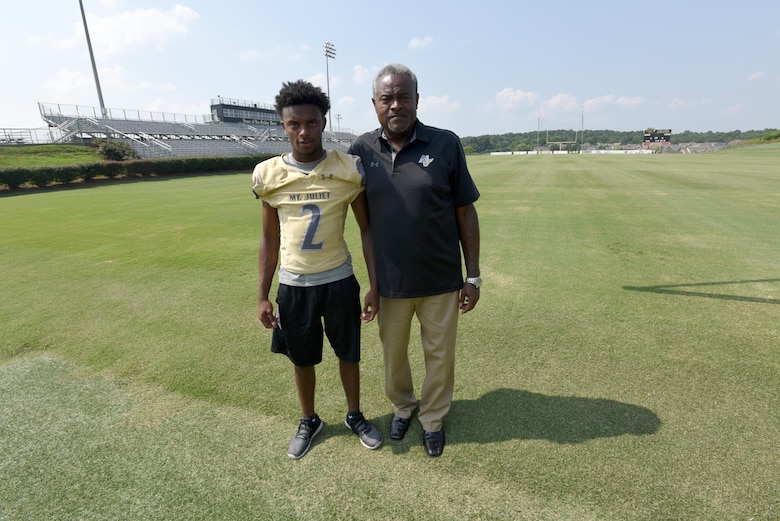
[{"x1": 465, "y1": 276, "x2": 482, "y2": 289}]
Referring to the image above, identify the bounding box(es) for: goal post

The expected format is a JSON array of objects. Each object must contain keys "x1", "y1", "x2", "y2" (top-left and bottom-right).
[{"x1": 540, "y1": 114, "x2": 583, "y2": 148}]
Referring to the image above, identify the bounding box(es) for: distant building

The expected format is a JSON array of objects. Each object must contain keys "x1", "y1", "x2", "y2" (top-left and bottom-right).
[{"x1": 210, "y1": 97, "x2": 281, "y2": 126}]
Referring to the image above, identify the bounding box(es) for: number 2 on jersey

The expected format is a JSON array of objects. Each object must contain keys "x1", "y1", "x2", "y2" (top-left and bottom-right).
[{"x1": 300, "y1": 203, "x2": 324, "y2": 250}]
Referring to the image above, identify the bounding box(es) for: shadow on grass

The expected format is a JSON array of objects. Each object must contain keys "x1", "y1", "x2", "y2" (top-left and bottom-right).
[
  {"x1": 623, "y1": 278, "x2": 780, "y2": 305},
  {"x1": 448, "y1": 388, "x2": 661, "y2": 445},
  {"x1": 373, "y1": 388, "x2": 660, "y2": 453}
]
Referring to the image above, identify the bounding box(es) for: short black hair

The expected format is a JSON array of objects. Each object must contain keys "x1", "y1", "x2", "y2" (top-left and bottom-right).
[{"x1": 274, "y1": 80, "x2": 330, "y2": 117}]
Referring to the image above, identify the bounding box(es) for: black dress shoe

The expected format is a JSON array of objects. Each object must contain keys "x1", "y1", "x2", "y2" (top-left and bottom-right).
[
  {"x1": 390, "y1": 415, "x2": 411, "y2": 440},
  {"x1": 423, "y1": 429, "x2": 445, "y2": 457}
]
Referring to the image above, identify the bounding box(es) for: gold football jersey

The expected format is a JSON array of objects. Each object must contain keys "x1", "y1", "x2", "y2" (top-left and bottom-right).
[{"x1": 252, "y1": 151, "x2": 364, "y2": 275}]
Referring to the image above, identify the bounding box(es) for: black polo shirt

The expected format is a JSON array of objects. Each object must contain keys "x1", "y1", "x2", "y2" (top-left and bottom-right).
[{"x1": 349, "y1": 121, "x2": 479, "y2": 298}]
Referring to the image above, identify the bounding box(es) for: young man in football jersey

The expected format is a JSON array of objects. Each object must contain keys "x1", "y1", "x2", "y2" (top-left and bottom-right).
[{"x1": 252, "y1": 80, "x2": 382, "y2": 459}]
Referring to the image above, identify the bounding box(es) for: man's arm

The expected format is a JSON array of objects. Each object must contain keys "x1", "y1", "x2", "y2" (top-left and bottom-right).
[
  {"x1": 456, "y1": 203, "x2": 481, "y2": 313},
  {"x1": 351, "y1": 191, "x2": 379, "y2": 322},
  {"x1": 258, "y1": 201, "x2": 281, "y2": 328}
]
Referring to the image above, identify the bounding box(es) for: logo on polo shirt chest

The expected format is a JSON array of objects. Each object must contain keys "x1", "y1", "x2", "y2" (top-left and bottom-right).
[{"x1": 418, "y1": 155, "x2": 434, "y2": 167}]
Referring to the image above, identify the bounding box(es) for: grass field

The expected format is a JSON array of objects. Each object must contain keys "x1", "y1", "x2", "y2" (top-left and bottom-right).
[
  {"x1": 1, "y1": 147, "x2": 778, "y2": 520},
  {"x1": 0, "y1": 144, "x2": 102, "y2": 168}
]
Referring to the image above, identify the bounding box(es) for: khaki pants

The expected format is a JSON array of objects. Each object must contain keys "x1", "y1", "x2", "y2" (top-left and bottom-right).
[{"x1": 377, "y1": 291, "x2": 459, "y2": 432}]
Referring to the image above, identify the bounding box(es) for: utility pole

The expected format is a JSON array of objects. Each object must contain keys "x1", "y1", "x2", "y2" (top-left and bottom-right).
[{"x1": 79, "y1": 0, "x2": 107, "y2": 117}]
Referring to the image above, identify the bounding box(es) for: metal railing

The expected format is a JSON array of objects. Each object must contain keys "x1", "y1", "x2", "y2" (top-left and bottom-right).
[{"x1": 38, "y1": 102, "x2": 213, "y2": 125}]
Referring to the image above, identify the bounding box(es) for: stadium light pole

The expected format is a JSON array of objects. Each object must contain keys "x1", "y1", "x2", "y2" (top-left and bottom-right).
[
  {"x1": 79, "y1": 0, "x2": 107, "y2": 118},
  {"x1": 323, "y1": 41, "x2": 336, "y2": 132}
]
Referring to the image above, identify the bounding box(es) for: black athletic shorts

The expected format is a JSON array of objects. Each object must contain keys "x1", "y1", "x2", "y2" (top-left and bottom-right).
[{"x1": 271, "y1": 275, "x2": 361, "y2": 366}]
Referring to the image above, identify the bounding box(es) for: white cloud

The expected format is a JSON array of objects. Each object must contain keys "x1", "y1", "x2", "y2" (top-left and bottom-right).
[
  {"x1": 148, "y1": 82, "x2": 177, "y2": 93},
  {"x1": 98, "y1": 64, "x2": 125, "y2": 87},
  {"x1": 25, "y1": 31, "x2": 79, "y2": 51},
  {"x1": 307, "y1": 72, "x2": 326, "y2": 88},
  {"x1": 239, "y1": 46, "x2": 302, "y2": 62},
  {"x1": 44, "y1": 69, "x2": 93, "y2": 98},
  {"x1": 353, "y1": 65, "x2": 372, "y2": 85},
  {"x1": 239, "y1": 50, "x2": 261, "y2": 62},
  {"x1": 723, "y1": 104, "x2": 743, "y2": 114},
  {"x1": 419, "y1": 95, "x2": 460, "y2": 114},
  {"x1": 25, "y1": 5, "x2": 202, "y2": 59},
  {"x1": 748, "y1": 70, "x2": 765, "y2": 81},
  {"x1": 542, "y1": 93, "x2": 579, "y2": 113},
  {"x1": 615, "y1": 96, "x2": 643, "y2": 108},
  {"x1": 307, "y1": 73, "x2": 344, "y2": 92},
  {"x1": 493, "y1": 87, "x2": 538, "y2": 111},
  {"x1": 409, "y1": 36, "x2": 434, "y2": 49},
  {"x1": 338, "y1": 96, "x2": 355, "y2": 108},
  {"x1": 62, "y1": 63, "x2": 180, "y2": 105},
  {"x1": 667, "y1": 98, "x2": 686, "y2": 109},
  {"x1": 141, "y1": 97, "x2": 203, "y2": 116},
  {"x1": 584, "y1": 95, "x2": 643, "y2": 120},
  {"x1": 584, "y1": 95, "x2": 615, "y2": 111},
  {"x1": 89, "y1": 4, "x2": 200, "y2": 56}
]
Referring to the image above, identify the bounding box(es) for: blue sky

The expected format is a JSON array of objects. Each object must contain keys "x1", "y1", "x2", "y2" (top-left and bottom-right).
[{"x1": 2, "y1": 0, "x2": 778, "y2": 138}]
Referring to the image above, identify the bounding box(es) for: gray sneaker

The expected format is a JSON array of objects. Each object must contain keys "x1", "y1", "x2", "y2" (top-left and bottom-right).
[
  {"x1": 288, "y1": 414, "x2": 323, "y2": 459},
  {"x1": 345, "y1": 412, "x2": 383, "y2": 450}
]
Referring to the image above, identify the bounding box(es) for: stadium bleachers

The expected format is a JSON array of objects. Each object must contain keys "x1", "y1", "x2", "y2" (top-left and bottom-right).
[{"x1": 35, "y1": 102, "x2": 356, "y2": 158}]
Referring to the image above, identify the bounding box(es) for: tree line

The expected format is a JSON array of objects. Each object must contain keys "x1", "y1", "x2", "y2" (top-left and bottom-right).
[{"x1": 460, "y1": 128, "x2": 779, "y2": 154}]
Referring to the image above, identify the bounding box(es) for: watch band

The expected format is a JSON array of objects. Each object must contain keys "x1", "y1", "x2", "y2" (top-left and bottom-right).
[{"x1": 465, "y1": 276, "x2": 482, "y2": 288}]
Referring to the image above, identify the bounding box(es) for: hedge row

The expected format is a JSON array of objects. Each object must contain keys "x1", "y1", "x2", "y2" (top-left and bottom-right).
[{"x1": 0, "y1": 155, "x2": 273, "y2": 190}]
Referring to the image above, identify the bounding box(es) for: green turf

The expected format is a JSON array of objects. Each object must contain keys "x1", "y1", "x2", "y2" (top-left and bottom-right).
[
  {"x1": 1, "y1": 148, "x2": 778, "y2": 520},
  {"x1": 0, "y1": 144, "x2": 102, "y2": 168}
]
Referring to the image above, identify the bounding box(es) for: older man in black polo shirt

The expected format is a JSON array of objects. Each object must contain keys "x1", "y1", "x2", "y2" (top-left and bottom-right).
[{"x1": 348, "y1": 63, "x2": 481, "y2": 458}]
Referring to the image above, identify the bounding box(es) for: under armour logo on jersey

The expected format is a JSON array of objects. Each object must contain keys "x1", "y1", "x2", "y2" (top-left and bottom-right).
[
  {"x1": 418, "y1": 155, "x2": 435, "y2": 167},
  {"x1": 320, "y1": 173, "x2": 334, "y2": 180},
  {"x1": 370, "y1": 161, "x2": 380, "y2": 168}
]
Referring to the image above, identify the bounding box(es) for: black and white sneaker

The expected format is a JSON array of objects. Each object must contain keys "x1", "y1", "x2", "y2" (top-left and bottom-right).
[
  {"x1": 288, "y1": 414, "x2": 323, "y2": 459},
  {"x1": 345, "y1": 412, "x2": 383, "y2": 450}
]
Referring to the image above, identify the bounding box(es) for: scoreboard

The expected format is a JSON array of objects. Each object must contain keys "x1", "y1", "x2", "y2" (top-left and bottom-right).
[{"x1": 643, "y1": 128, "x2": 671, "y2": 145}]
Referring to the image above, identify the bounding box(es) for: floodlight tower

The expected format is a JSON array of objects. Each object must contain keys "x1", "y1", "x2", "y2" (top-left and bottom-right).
[
  {"x1": 79, "y1": 0, "x2": 107, "y2": 118},
  {"x1": 323, "y1": 41, "x2": 336, "y2": 132}
]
